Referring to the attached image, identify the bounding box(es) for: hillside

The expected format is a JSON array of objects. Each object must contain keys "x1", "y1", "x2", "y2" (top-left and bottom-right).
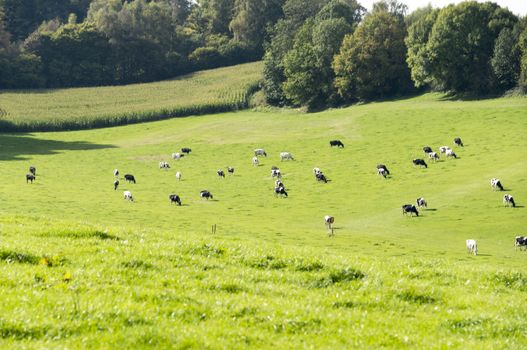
[
  {"x1": 0, "y1": 93, "x2": 526, "y2": 347},
  {"x1": 0, "y1": 62, "x2": 262, "y2": 131}
]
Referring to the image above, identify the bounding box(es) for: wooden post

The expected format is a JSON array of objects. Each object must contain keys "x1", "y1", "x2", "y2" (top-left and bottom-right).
[{"x1": 211, "y1": 224, "x2": 217, "y2": 234}]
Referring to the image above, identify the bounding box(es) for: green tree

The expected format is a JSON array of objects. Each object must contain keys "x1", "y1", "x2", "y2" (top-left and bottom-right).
[{"x1": 491, "y1": 27, "x2": 521, "y2": 91}]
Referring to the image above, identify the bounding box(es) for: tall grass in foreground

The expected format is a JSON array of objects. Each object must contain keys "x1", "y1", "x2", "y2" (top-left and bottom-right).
[{"x1": 0, "y1": 62, "x2": 261, "y2": 132}]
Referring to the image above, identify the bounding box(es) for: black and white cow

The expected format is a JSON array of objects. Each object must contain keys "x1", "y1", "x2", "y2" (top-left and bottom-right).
[
  {"x1": 490, "y1": 178, "x2": 504, "y2": 191},
  {"x1": 124, "y1": 191, "x2": 134, "y2": 201},
  {"x1": 227, "y1": 167, "x2": 234, "y2": 175},
  {"x1": 316, "y1": 172, "x2": 328, "y2": 183},
  {"x1": 445, "y1": 149, "x2": 457, "y2": 159},
  {"x1": 26, "y1": 173, "x2": 35, "y2": 183},
  {"x1": 29, "y1": 166, "x2": 36, "y2": 176},
  {"x1": 376, "y1": 164, "x2": 390, "y2": 175},
  {"x1": 169, "y1": 194, "x2": 182, "y2": 206},
  {"x1": 503, "y1": 194, "x2": 516, "y2": 207},
  {"x1": 423, "y1": 146, "x2": 432, "y2": 154},
  {"x1": 200, "y1": 190, "x2": 213, "y2": 200},
  {"x1": 176, "y1": 171, "x2": 182, "y2": 181},
  {"x1": 271, "y1": 168, "x2": 282, "y2": 179},
  {"x1": 515, "y1": 236, "x2": 527, "y2": 250},
  {"x1": 280, "y1": 152, "x2": 294, "y2": 161},
  {"x1": 181, "y1": 148, "x2": 192, "y2": 155},
  {"x1": 324, "y1": 215, "x2": 335, "y2": 230},
  {"x1": 124, "y1": 174, "x2": 136, "y2": 183},
  {"x1": 329, "y1": 140, "x2": 344, "y2": 148},
  {"x1": 466, "y1": 239, "x2": 477, "y2": 255},
  {"x1": 377, "y1": 167, "x2": 388, "y2": 178},
  {"x1": 402, "y1": 204, "x2": 419, "y2": 217},
  {"x1": 454, "y1": 137, "x2": 463, "y2": 147},
  {"x1": 159, "y1": 161, "x2": 170, "y2": 169},
  {"x1": 428, "y1": 152, "x2": 440, "y2": 161},
  {"x1": 114, "y1": 168, "x2": 119, "y2": 177},
  {"x1": 172, "y1": 152, "x2": 184, "y2": 160},
  {"x1": 416, "y1": 197, "x2": 427, "y2": 208},
  {"x1": 217, "y1": 169, "x2": 225, "y2": 178},
  {"x1": 254, "y1": 149, "x2": 267, "y2": 157},
  {"x1": 274, "y1": 185, "x2": 288, "y2": 197},
  {"x1": 252, "y1": 156, "x2": 259, "y2": 166},
  {"x1": 114, "y1": 179, "x2": 119, "y2": 190},
  {"x1": 275, "y1": 179, "x2": 285, "y2": 189},
  {"x1": 413, "y1": 159, "x2": 428, "y2": 168},
  {"x1": 439, "y1": 146, "x2": 451, "y2": 154}
]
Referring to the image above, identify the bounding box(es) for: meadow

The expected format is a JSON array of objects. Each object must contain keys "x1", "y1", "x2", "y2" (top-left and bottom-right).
[
  {"x1": 0, "y1": 92, "x2": 526, "y2": 348},
  {"x1": 0, "y1": 62, "x2": 261, "y2": 131}
]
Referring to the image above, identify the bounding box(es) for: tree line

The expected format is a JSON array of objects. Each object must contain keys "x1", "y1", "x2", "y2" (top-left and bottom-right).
[{"x1": 1, "y1": 0, "x2": 527, "y2": 105}]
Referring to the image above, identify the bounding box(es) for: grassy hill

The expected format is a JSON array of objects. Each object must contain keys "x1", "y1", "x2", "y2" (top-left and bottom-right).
[
  {"x1": 0, "y1": 62, "x2": 262, "y2": 131},
  {"x1": 0, "y1": 93, "x2": 526, "y2": 348}
]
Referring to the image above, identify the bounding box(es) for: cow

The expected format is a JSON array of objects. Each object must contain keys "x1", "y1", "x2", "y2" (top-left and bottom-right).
[
  {"x1": 466, "y1": 239, "x2": 477, "y2": 255},
  {"x1": 172, "y1": 152, "x2": 184, "y2": 160},
  {"x1": 181, "y1": 148, "x2": 192, "y2": 155},
  {"x1": 445, "y1": 149, "x2": 457, "y2": 159},
  {"x1": 271, "y1": 169, "x2": 281, "y2": 178},
  {"x1": 413, "y1": 159, "x2": 428, "y2": 168},
  {"x1": 252, "y1": 156, "x2": 259, "y2": 166},
  {"x1": 124, "y1": 174, "x2": 136, "y2": 184},
  {"x1": 377, "y1": 167, "x2": 388, "y2": 178},
  {"x1": 515, "y1": 236, "x2": 527, "y2": 250},
  {"x1": 275, "y1": 179, "x2": 285, "y2": 189},
  {"x1": 416, "y1": 197, "x2": 427, "y2": 208},
  {"x1": 26, "y1": 174, "x2": 35, "y2": 183},
  {"x1": 324, "y1": 215, "x2": 335, "y2": 231},
  {"x1": 503, "y1": 194, "x2": 516, "y2": 207},
  {"x1": 316, "y1": 173, "x2": 328, "y2": 183},
  {"x1": 454, "y1": 137, "x2": 464, "y2": 147},
  {"x1": 254, "y1": 149, "x2": 267, "y2": 157},
  {"x1": 274, "y1": 185, "x2": 288, "y2": 197},
  {"x1": 114, "y1": 179, "x2": 119, "y2": 190},
  {"x1": 227, "y1": 167, "x2": 234, "y2": 175},
  {"x1": 200, "y1": 190, "x2": 213, "y2": 200},
  {"x1": 439, "y1": 146, "x2": 451, "y2": 154},
  {"x1": 280, "y1": 152, "x2": 294, "y2": 161},
  {"x1": 159, "y1": 161, "x2": 170, "y2": 169},
  {"x1": 114, "y1": 169, "x2": 119, "y2": 177},
  {"x1": 402, "y1": 204, "x2": 419, "y2": 217},
  {"x1": 490, "y1": 178, "x2": 504, "y2": 191},
  {"x1": 376, "y1": 164, "x2": 390, "y2": 175},
  {"x1": 423, "y1": 146, "x2": 432, "y2": 154},
  {"x1": 169, "y1": 194, "x2": 182, "y2": 206},
  {"x1": 428, "y1": 152, "x2": 440, "y2": 161},
  {"x1": 176, "y1": 171, "x2": 182, "y2": 181},
  {"x1": 29, "y1": 166, "x2": 36, "y2": 176},
  {"x1": 217, "y1": 169, "x2": 225, "y2": 178},
  {"x1": 329, "y1": 140, "x2": 344, "y2": 148},
  {"x1": 124, "y1": 191, "x2": 134, "y2": 202},
  {"x1": 313, "y1": 167, "x2": 321, "y2": 175}
]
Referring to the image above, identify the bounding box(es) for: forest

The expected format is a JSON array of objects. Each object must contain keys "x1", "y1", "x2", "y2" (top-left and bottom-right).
[{"x1": 1, "y1": 0, "x2": 526, "y2": 108}]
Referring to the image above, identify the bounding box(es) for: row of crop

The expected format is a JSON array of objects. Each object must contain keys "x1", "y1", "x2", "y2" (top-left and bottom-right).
[{"x1": 0, "y1": 81, "x2": 261, "y2": 132}]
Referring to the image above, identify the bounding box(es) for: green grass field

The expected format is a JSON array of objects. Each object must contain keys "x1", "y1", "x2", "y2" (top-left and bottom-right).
[
  {"x1": 0, "y1": 62, "x2": 261, "y2": 131},
  {"x1": 0, "y1": 92, "x2": 526, "y2": 348}
]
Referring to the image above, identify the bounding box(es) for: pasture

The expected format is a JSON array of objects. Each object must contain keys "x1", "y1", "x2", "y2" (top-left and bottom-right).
[
  {"x1": 0, "y1": 93, "x2": 527, "y2": 348},
  {"x1": 0, "y1": 62, "x2": 261, "y2": 131}
]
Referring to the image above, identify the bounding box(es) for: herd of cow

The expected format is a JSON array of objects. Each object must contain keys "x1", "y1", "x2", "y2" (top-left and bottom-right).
[{"x1": 24, "y1": 137, "x2": 523, "y2": 254}]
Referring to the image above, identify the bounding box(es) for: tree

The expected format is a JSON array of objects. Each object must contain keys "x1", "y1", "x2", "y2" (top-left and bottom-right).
[
  {"x1": 333, "y1": 8, "x2": 412, "y2": 101},
  {"x1": 491, "y1": 27, "x2": 521, "y2": 91}
]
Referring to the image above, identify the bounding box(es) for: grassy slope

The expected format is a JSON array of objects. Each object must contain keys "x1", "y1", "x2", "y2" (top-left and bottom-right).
[
  {"x1": 0, "y1": 93, "x2": 526, "y2": 348},
  {"x1": 0, "y1": 62, "x2": 261, "y2": 131}
]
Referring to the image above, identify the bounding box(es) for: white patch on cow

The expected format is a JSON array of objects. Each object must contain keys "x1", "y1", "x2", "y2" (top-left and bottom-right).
[{"x1": 466, "y1": 239, "x2": 477, "y2": 255}]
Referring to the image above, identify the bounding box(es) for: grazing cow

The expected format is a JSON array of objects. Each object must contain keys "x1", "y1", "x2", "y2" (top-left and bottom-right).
[
  {"x1": 176, "y1": 171, "x2": 182, "y2": 181},
  {"x1": 254, "y1": 149, "x2": 267, "y2": 157},
  {"x1": 376, "y1": 164, "x2": 390, "y2": 175},
  {"x1": 280, "y1": 152, "x2": 294, "y2": 161},
  {"x1": 274, "y1": 185, "x2": 288, "y2": 197},
  {"x1": 114, "y1": 169, "x2": 119, "y2": 177},
  {"x1": 200, "y1": 190, "x2": 213, "y2": 200},
  {"x1": 252, "y1": 156, "x2": 259, "y2": 166},
  {"x1": 324, "y1": 215, "x2": 335, "y2": 230},
  {"x1": 114, "y1": 179, "x2": 119, "y2": 190},
  {"x1": 402, "y1": 204, "x2": 419, "y2": 217},
  {"x1": 515, "y1": 236, "x2": 527, "y2": 250},
  {"x1": 428, "y1": 152, "x2": 440, "y2": 161},
  {"x1": 172, "y1": 152, "x2": 184, "y2": 160},
  {"x1": 271, "y1": 169, "x2": 282, "y2": 178},
  {"x1": 26, "y1": 174, "x2": 35, "y2": 183},
  {"x1": 466, "y1": 239, "x2": 477, "y2": 255},
  {"x1": 217, "y1": 169, "x2": 225, "y2": 178},
  {"x1": 416, "y1": 197, "x2": 427, "y2": 208},
  {"x1": 413, "y1": 159, "x2": 428, "y2": 168},
  {"x1": 124, "y1": 191, "x2": 134, "y2": 202},
  {"x1": 227, "y1": 167, "x2": 234, "y2": 175},
  {"x1": 503, "y1": 194, "x2": 516, "y2": 207},
  {"x1": 377, "y1": 167, "x2": 388, "y2": 178},
  {"x1": 329, "y1": 140, "x2": 344, "y2": 148},
  {"x1": 316, "y1": 173, "x2": 328, "y2": 183},
  {"x1": 454, "y1": 137, "x2": 464, "y2": 147},
  {"x1": 181, "y1": 148, "x2": 192, "y2": 155},
  {"x1": 169, "y1": 194, "x2": 182, "y2": 206},
  {"x1": 275, "y1": 179, "x2": 285, "y2": 189},
  {"x1": 159, "y1": 161, "x2": 170, "y2": 169},
  {"x1": 124, "y1": 174, "x2": 136, "y2": 184},
  {"x1": 313, "y1": 167, "x2": 321, "y2": 175},
  {"x1": 490, "y1": 178, "x2": 504, "y2": 191},
  {"x1": 423, "y1": 146, "x2": 432, "y2": 154},
  {"x1": 29, "y1": 166, "x2": 36, "y2": 176},
  {"x1": 439, "y1": 146, "x2": 451, "y2": 154},
  {"x1": 445, "y1": 149, "x2": 457, "y2": 159}
]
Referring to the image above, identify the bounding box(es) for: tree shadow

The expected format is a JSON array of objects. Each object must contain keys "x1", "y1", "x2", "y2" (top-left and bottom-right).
[{"x1": 0, "y1": 133, "x2": 116, "y2": 161}]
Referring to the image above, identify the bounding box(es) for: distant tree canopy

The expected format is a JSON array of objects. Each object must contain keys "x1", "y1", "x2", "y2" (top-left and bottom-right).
[{"x1": 0, "y1": 0, "x2": 526, "y2": 100}]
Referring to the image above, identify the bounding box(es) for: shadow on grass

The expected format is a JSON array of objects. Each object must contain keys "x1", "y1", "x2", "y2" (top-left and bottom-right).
[
  {"x1": 424, "y1": 208, "x2": 437, "y2": 212},
  {"x1": 0, "y1": 134, "x2": 116, "y2": 161}
]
